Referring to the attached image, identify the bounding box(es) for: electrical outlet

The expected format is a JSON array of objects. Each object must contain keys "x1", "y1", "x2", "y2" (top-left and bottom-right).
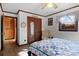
[{"x1": 24, "y1": 39, "x2": 26, "y2": 42}]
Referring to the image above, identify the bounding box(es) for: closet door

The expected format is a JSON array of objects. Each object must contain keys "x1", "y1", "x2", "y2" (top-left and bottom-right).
[
  {"x1": 34, "y1": 18, "x2": 42, "y2": 41},
  {"x1": 27, "y1": 16, "x2": 42, "y2": 44}
]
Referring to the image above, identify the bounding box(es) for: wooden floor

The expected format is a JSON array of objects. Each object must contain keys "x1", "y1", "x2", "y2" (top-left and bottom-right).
[{"x1": 0, "y1": 39, "x2": 29, "y2": 56}]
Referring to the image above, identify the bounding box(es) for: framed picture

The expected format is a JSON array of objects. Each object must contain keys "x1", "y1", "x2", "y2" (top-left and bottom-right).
[
  {"x1": 59, "y1": 15, "x2": 78, "y2": 31},
  {"x1": 48, "y1": 18, "x2": 53, "y2": 26}
]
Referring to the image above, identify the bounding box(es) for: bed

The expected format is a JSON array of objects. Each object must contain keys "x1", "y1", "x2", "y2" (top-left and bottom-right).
[{"x1": 28, "y1": 38, "x2": 79, "y2": 56}]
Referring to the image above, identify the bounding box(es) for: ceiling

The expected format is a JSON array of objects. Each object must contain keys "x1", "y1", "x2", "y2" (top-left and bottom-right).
[{"x1": 1, "y1": 3, "x2": 79, "y2": 16}]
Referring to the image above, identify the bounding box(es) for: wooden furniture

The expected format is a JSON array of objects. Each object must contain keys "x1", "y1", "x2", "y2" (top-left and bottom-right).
[{"x1": 27, "y1": 16, "x2": 42, "y2": 44}]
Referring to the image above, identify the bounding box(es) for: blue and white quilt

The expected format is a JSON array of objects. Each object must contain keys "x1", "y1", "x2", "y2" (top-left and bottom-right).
[{"x1": 28, "y1": 38, "x2": 79, "y2": 56}]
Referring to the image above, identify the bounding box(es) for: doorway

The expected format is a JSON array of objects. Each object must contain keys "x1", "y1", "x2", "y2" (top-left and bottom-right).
[
  {"x1": 27, "y1": 16, "x2": 42, "y2": 44},
  {"x1": 1, "y1": 16, "x2": 17, "y2": 50}
]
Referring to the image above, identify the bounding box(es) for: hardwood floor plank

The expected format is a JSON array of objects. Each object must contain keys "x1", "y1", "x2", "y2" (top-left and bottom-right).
[{"x1": 0, "y1": 39, "x2": 28, "y2": 56}]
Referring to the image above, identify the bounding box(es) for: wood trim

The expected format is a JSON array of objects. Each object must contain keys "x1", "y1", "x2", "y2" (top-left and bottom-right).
[
  {"x1": 0, "y1": 3, "x2": 45, "y2": 17},
  {"x1": 16, "y1": 17, "x2": 19, "y2": 45},
  {"x1": 17, "y1": 10, "x2": 46, "y2": 17},
  {"x1": 1, "y1": 15, "x2": 3, "y2": 50},
  {"x1": 1, "y1": 3, "x2": 79, "y2": 17},
  {"x1": 2, "y1": 15, "x2": 17, "y2": 18},
  {"x1": 3, "y1": 11, "x2": 17, "y2": 14},
  {"x1": 3, "y1": 4, "x2": 79, "y2": 17},
  {"x1": 46, "y1": 5, "x2": 79, "y2": 17},
  {"x1": 0, "y1": 3, "x2": 3, "y2": 12},
  {"x1": 0, "y1": 3, "x2": 17, "y2": 15},
  {"x1": 27, "y1": 16, "x2": 42, "y2": 19}
]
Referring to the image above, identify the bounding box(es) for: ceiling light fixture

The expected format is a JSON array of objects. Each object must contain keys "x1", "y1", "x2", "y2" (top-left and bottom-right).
[{"x1": 41, "y1": 3, "x2": 57, "y2": 9}]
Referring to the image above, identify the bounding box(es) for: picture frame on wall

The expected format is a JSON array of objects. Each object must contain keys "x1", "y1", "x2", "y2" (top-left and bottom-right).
[
  {"x1": 48, "y1": 18, "x2": 53, "y2": 26},
  {"x1": 59, "y1": 15, "x2": 78, "y2": 31}
]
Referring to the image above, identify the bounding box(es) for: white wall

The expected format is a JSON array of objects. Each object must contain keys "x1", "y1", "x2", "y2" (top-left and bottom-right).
[
  {"x1": 18, "y1": 11, "x2": 47, "y2": 45},
  {"x1": 0, "y1": 6, "x2": 3, "y2": 50},
  {"x1": 0, "y1": 11, "x2": 47, "y2": 46},
  {"x1": 3, "y1": 12, "x2": 17, "y2": 17},
  {"x1": 47, "y1": 7, "x2": 79, "y2": 40}
]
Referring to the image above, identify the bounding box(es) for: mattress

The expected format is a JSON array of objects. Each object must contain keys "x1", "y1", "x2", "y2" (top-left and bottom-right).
[{"x1": 28, "y1": 38, "x2": 79, "y2": 56}]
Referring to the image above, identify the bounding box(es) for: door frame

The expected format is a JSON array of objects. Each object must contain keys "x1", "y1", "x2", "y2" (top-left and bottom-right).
[{"x1": 1, "y1": 15, "x2": 18, "y2": 50}]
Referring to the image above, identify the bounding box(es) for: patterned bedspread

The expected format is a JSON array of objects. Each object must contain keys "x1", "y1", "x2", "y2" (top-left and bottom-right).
[{"x1": 28, "y1": 38, "x2": 79, "y2": 56}]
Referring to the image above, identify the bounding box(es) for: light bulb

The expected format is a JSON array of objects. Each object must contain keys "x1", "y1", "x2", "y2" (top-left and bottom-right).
[{"x1": 47, "y1": 3, "x2": 53, "y2": 8}]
